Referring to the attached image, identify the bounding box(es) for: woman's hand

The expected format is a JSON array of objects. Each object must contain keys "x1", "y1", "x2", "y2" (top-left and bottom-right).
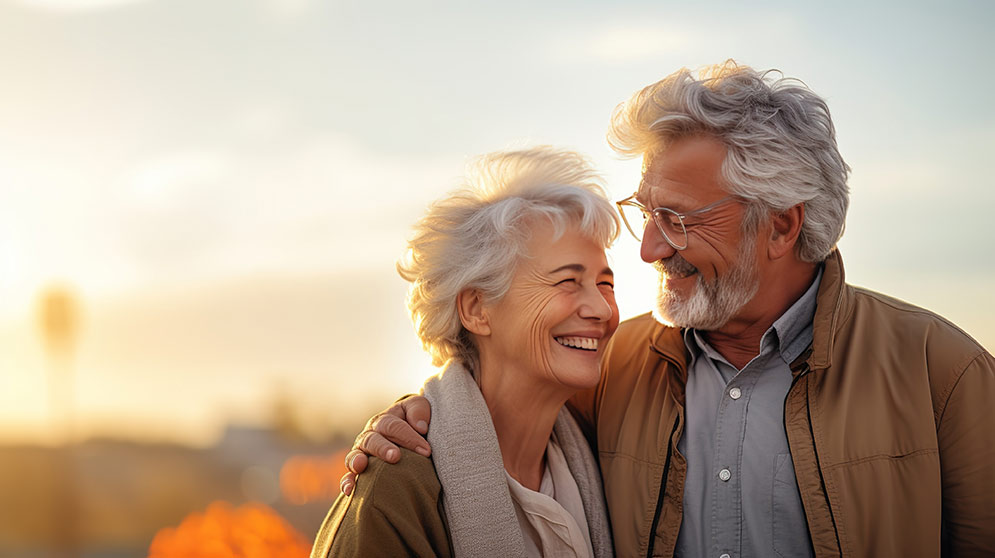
[{"x1": 340, "y1": 395, "x2": 433, "y2": 495}]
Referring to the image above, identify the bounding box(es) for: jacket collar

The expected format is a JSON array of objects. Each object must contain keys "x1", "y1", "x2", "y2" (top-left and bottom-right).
[
  {"x1": 807, "y1": 249, "x2": 851, "y2": 371},
  {"x1": 649, "y1": 320, "x2": 688, "y2": 370}
]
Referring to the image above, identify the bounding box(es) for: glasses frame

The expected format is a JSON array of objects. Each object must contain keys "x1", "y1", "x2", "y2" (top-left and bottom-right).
[{"x1": 616, "y1": 193, "x2": 738, "y2": 250}]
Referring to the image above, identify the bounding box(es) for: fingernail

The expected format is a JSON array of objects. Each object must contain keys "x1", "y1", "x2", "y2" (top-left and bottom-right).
[
  {"x1": 340, "y1": 478, "x2": 353, "y2": 496},
  {"x1": 386, "y1": 448, "x2": 398, "y2": 461},
  {"x1": 347, "y1": 454, "x2": 359, "y2": 471},
  {"x1": 416, "y1": 420, "x2": 428, "y2": 433},
  {"x1": 416, "y1": 446, "x2": 431, "y2": 457}
]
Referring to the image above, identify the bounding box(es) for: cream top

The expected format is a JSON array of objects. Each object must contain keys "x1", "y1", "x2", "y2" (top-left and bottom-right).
[{"x1": 505, "y1": 431, "x2": 595, "y2": 558}]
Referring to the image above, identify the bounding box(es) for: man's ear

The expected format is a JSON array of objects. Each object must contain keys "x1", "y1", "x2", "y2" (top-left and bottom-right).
[
  {"x1": 768, "y1": 203, "x2": 805, "y2": 260},
  {"x1": 457, "y1": 289, "x2": 491, "y2": 336}
]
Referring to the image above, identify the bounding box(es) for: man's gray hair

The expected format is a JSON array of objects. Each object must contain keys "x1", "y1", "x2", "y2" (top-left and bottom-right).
[
  {"x1": 397, "y1": 146, "x2": 619, "y2": 369},
  {"x1": 608, "y1": 61, "x2": 850, "y2": 262}
]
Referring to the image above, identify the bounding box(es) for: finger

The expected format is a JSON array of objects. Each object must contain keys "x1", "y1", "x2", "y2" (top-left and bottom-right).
[
  {"x1": 344, "y1": 449, "x2": 368, "y2": 475},
  {"x1": 356, "y1": 430, "x2": 401, "y2": 463},
  {"x1": 339, "y1": 472, "x2": 357, "y2": 496},
  {"x1": 371, "y1": 413, "x2": 431, "y2": 457},
  {"x1": 400, "y1": 395, "x2": 432, "y2": 436}
]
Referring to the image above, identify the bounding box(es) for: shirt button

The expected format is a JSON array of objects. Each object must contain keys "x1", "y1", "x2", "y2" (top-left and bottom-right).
[
  {"x1": 729, "y1": 387, "x2": 742, "y2": 400},
  {"x1": 718, "y1": 468, "x2": 731, "y2": 482}
]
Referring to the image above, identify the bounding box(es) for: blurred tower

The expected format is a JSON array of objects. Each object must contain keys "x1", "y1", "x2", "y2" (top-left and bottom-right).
[
  {"x1": 36, "y1": 285, "x2": 80, "y2": 558},
  {"x1": 38, "y1": 286, "x2": 79, "y2": 441}
]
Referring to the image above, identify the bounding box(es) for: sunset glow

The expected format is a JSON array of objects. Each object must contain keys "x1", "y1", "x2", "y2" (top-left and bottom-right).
[
  {"x1": 280, "y1": 450, "x2": 350, "y2": 505},
  {"x1": 147, "y1": 502, "x2": 310, "y2": 558},
  {"x1": 0, "y1": 1, "x2": 992, "y2": 555}
]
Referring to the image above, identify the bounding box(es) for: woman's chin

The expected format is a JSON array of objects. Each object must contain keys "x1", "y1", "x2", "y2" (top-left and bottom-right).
[{"x1": 550, "y1": 353, "x2": 602, "y2": 390}]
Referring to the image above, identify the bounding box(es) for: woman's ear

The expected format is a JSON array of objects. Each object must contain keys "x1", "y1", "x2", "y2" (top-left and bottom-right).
[
  {"x1": 457, "y1": 289, "x2": 491, "y2": 336},
  {"x1": 768, "y1": 203, "x2": 805, "y2": 260}
]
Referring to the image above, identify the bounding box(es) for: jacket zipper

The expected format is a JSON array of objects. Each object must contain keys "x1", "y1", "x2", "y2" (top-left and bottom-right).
[
  {"x1": 646, "y1": 418, "x2": 680, "y2": 558},
  {"x1": 784, "y1": 359, "x2": 828, "y2": 557}
]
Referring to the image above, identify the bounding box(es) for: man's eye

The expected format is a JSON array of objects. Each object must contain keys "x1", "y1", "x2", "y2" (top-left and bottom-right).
[
  {"x1": 556, "y1": 278, "x2": 578, "y2": 286},
  {"x1": 598, "y1": 281, "x2": 615, "y2": 290}
]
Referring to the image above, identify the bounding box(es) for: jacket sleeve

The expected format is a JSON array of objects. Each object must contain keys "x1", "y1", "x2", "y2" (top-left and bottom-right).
[
  {"x1": 310, "y1": 449, "x2": 452, "y2": 558},
  {"x1": 937, "y1": 350, "x2": 995, "y2": 556}
]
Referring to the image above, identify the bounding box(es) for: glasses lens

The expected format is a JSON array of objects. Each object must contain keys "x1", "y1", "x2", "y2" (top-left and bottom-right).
[
  {"x1": 618, "y1": 203, "x2": 650, "y2": 241},
  {"x1": 653, "y1": 208, "x2": 687, "y2": 249}
]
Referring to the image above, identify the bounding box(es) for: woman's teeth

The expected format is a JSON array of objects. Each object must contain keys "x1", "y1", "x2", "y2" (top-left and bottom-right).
[{"x1": 554, "y1": 336, "x2": 598, "y2": 351}]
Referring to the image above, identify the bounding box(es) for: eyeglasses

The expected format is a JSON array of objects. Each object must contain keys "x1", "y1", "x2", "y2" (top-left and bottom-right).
[{"x1": 616, "y1": 193, "x2": 738, "y2": 250}]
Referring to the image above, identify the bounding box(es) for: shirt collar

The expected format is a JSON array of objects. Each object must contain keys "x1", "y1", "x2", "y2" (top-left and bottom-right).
[{"x1": 770, "y1": 265, "x2": 823, "y2": 364}]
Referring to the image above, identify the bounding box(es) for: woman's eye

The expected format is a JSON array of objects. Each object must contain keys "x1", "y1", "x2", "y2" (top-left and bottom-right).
[
  {"x1": 598, "y1": 281, "x2": 615, "y2": 290},
  {"x1": 556, "y1": 278, "x2": 578, "y2": 286}
]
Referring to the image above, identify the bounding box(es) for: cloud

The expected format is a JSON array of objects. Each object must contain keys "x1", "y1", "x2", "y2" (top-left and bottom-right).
[
  {"x1": 231, "y1": 103, "x2": 293, "y2": 139},
  {"x1": 542, "y1": 11, "x2": 809, "y2": 68},
  {"x1": 850, "y1": 124, "x2": 995, "y2": 201},
  {"x1": 852, "y1": 159, "x2": 945, "y2": 196},
  {"x1": 127, "y1": 151, "x2": 232, "y2": 210},
  {"x1": 545, "y1": 22, "x2": 694, "y2": 64},
  {"x1": 586, "y1": 25, "x2": 693, "y2": 63},
  {"x1": 10, "y1": 0, "x2": 149, "y2": 13},
  {"x1": 104, "y1": 134, "x2": 460, "y2": 288},
  {"x1": 259, "y1": 0, "x2": 316, "y2": 20}
]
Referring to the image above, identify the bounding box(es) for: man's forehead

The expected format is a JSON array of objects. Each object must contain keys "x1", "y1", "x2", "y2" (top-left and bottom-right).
[
  {"x1": 637, "y1": 149, "x2": 667, "y2": 190},
  {"x1": 637, "y1": 158, "x2": 698, "y2": 207},
  {"x1": 638, "y1": 187, "x2": 695, "y2": 212},
  {"x1": 637, "y1": 139, "x2": 728, "y2": 207}
]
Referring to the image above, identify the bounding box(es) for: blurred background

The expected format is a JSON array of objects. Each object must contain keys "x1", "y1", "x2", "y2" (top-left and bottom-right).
[{"x1": 1, "y1": 0, "x2": 992, "y2": 556}]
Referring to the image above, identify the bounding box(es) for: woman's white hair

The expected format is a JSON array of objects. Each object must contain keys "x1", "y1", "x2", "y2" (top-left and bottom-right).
[
  {"x1": 608, "y1": 61, "x2": 850, "y2": 262},
  {"x1": 397, "y1": 146, "x2": 619, "y2": 369}
]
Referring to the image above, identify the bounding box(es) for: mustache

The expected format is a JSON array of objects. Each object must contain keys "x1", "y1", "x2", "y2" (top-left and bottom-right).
[{"x1": 654, "y1": 253, "x2": 698, "y2": 277}]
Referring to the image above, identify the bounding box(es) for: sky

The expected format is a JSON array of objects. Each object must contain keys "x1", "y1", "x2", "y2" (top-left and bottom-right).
[{"x1": 1, "y1": 0, "x2": 992, "y2": 445}]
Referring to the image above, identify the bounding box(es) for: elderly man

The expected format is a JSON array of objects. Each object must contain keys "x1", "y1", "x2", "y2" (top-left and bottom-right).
[{"x1": 341, "y1": 63, "x2": 995, "y2": 557}]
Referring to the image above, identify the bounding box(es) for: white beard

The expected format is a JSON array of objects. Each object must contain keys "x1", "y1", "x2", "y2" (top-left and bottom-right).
[{"x1": 652, "y1": 236, "x2": 760, "y2": 331}]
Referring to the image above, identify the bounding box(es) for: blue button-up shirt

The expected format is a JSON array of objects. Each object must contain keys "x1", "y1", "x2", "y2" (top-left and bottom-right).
[{"x1": 675, "y1": 268, "x2": 822, "y2": 558}]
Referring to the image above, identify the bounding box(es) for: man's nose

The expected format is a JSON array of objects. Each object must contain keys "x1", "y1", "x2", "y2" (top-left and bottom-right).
[{"x1": 640, "y1": 223, "x2": 677, "y2": 263}]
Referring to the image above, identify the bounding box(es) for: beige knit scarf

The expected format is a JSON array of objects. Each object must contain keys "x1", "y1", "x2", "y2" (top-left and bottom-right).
[{"x1": 423, "y1": 361, "x2": 614, "y2": 558}]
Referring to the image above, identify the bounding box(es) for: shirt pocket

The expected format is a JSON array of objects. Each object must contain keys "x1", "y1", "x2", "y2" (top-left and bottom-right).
[{"x1": 772, "y1": 453, "x2": 814, "y2": 558}]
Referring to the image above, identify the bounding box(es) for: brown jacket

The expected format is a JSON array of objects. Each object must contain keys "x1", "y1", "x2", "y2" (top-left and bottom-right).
[{"x1": 569, "y1": 251, "x2": 995, "y2": 557}]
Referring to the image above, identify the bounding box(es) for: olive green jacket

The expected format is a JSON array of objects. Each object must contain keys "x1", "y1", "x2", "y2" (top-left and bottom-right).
[{"x1": 310, "y1": 448, "x2": 453, "y2": 557}]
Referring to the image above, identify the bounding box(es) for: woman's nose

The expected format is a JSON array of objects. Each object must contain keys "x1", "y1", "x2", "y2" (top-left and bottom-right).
[{"x1": 579, "y1": 285, "x2": 614, "y2": 321}]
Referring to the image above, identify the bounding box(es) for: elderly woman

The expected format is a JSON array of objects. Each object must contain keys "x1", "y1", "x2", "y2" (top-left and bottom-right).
[{"x1": 311, "y1": 147, "x2": 618, "y2": 558}]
